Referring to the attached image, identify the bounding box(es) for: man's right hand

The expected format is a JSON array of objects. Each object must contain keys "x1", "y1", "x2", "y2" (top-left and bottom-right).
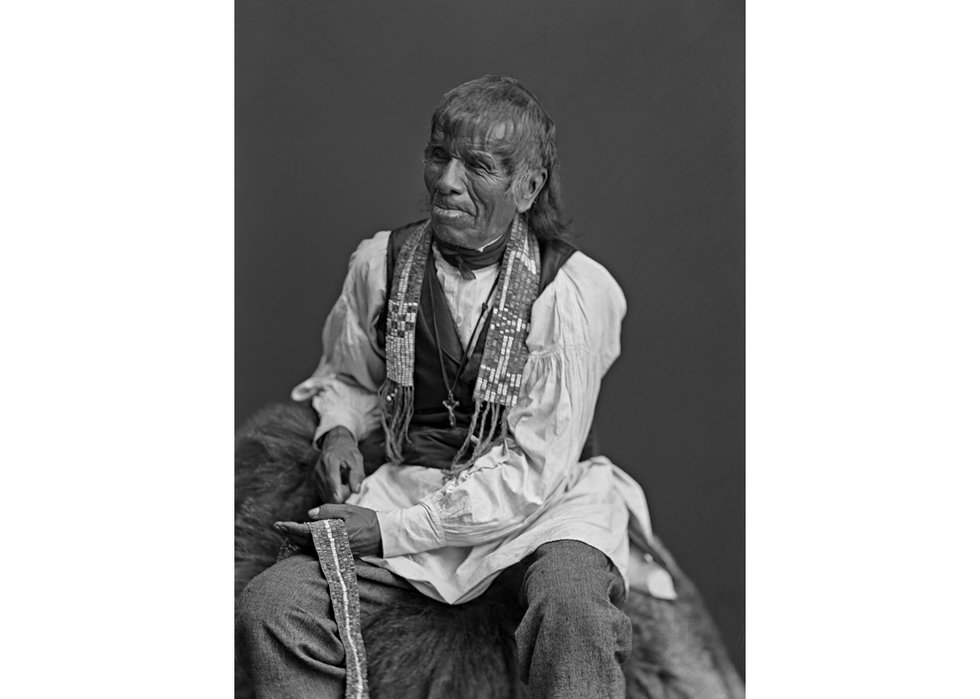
[{"x1": 315, "y1": 426, "x2": 365, "y2": 503}]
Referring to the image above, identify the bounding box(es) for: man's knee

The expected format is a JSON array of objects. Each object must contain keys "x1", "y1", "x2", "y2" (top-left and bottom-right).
[
  {"x1": 524, "y1": 540, "x2": 627, "y2": 607},
  {"x1": 523, "y1": 541, "x2": 630, "y2": 631},
  {"x1": 237, "y1": 554, "x2": 326, "y2": 641},
  {"x1": 238, "y1": 553, "x2": 352, "y2": 696},
  {"x1": 237, "y1": 571, "x2": 281, "y2": 637}
]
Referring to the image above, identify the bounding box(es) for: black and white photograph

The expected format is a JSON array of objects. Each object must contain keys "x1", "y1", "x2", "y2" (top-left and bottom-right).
[{"x1": 234, "y1": 3, "x2": 743, "y2": 697}]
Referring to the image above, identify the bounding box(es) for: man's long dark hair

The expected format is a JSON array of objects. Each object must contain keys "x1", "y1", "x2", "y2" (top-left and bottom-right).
[{"x1": 430, "y1": 75, "x2": 570, "y2": 242}]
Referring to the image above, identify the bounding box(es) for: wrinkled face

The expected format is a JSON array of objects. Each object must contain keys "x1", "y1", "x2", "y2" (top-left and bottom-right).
[{"x1": 423, "y1": 121, "x2": 521, "y2": 249}]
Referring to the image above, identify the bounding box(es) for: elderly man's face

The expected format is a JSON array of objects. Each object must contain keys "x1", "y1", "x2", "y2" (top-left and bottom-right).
[{"x1": 423, "y1": 122, "x2": 524, "y2": 249}]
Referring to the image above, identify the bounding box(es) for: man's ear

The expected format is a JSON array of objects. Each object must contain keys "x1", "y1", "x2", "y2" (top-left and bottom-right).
[{"x1": 515, "y1": 169, "x2": 548, "y2": 214}]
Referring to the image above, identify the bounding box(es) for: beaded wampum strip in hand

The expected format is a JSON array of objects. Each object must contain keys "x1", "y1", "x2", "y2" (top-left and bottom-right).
[
  {"x1": 380, "y1": 216, "x2": 540, "y2": 472},
  {"x1": 308, "y1": 519, "x2": 370, "y2": 699}
]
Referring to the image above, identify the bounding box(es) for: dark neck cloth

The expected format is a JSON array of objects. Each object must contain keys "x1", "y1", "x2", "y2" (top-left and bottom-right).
[{"x1": 433, "y1": 230, "x2": 510, "y2": 280}]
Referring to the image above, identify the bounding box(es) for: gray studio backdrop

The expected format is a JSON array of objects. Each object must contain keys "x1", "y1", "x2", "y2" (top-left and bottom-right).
[{"x1": 236, "y1": 0, "x2": 745, "y2": 675}]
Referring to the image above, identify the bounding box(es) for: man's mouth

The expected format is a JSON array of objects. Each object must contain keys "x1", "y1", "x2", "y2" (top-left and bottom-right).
[{"x1": 431, "y1": 203, "x2": 473, "y2": 219}]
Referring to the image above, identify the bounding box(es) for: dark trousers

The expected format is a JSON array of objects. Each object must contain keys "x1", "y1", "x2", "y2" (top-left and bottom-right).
[{"x1": 237, "y1": 540, "x2": 633, "y2": 699}]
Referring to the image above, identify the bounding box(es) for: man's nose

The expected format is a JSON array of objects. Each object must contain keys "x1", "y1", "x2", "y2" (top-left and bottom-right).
[{"x1": 434, "y1": 158, "x2": 466, "y2": 195}]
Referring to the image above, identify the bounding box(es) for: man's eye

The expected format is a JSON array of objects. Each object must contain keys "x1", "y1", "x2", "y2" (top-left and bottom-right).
[
  {"x1": 466, "y1": 159, "x2": 494, "y2": 174},
  {"x1": 425, "y1": 147, "x2": 449, "y2": 161}
]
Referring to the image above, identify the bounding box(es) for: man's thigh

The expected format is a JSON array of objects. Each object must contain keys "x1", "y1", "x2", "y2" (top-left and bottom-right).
[{"x1": 238, "y1": 552, "x2": 420, "y2": 629}]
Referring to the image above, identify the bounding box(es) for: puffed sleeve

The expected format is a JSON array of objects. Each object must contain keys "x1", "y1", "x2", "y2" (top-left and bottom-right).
[
  {"x1": 290, "y1": 231, "x2": 389, "y2": 445},
  {"x1": 376, "y1": 253, "x2": 628, "y2": 556}
]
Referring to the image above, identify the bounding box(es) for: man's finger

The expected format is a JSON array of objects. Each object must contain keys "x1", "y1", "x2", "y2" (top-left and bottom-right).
[
  {"x1": 307, "y1": 504, "x2": 348, "y2": 521},
  {"x1": 274, "y1": 521, "x2": 312, "y2": 545},
  {"x1": 348, "y1": 453, "x2": 366, "y2": 494},
  {"x1": 313, "y1": 460, "x2": 331, "y2": 501},
  {"x1": 326, "y1": 457, "x2": 345, "y2": 501}
]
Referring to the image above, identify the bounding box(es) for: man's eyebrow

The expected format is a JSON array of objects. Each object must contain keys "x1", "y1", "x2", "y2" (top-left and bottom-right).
[
  {"x1": 458, "y1": 142, "x2": 507, "y2": 164},
  {"x1": 427, "y1": 131, "x2": 511, "y2": 168},
  {"x1": 461, "y1": 148, "x2": 496, "y2": 162}
]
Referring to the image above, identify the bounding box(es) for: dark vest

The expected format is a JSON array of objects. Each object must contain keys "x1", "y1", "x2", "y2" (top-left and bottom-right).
[{"x1": 375, "y1": 221, "x2": 593, "y2": 469}]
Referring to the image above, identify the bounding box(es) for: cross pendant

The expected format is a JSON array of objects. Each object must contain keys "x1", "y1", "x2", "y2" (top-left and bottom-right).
[{"x1": 443, "y1": 395, "x2": 460, "y2": 428}]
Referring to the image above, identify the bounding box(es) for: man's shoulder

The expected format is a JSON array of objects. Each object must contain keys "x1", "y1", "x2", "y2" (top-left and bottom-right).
[
  {"x1": 530, "y1": 246, "x2": 627, "y2": 349},
  {"x1": 350, "y1": 229, "x2": 391, "y2": 259},
  {"x1": 387, "y1": 219, "x2": 427, "y2": 245},
  {"x1": 553, "y1": 248, "x2": 625, "y2": 307},
  {"x1": 383, "y1": 219, "x2": 428, "y2": 271},
  {"x1": 524, "y1": 246, "x2": 626, "y2": 361},
  {"x1": 342, "y1": 230, "x2": 392, "y2": 291},
  {"x1": 348, "y1": 218, "x2": 424, "y2": 269},
  {"x1": 344, "y1": 220, "x2": 427, "y2": 293}
]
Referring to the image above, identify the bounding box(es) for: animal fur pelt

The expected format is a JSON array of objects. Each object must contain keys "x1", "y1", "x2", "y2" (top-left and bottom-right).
[
  {"x1": 235, "y1": 403, "x2": 321, "y2": 599},
  {"x1": 235, "y1": 403, "x2": 743, "y2": 699}
]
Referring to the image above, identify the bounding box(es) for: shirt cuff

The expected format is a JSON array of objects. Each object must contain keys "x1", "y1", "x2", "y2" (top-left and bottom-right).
[
  {"x1": 312, "y1": 421, "x2": 358, "y2": 449},
  {"x1": 376, "y1": 503, "x2": 445, "y2": 557},
  {"x1": 311, "y1": 400, "x2": 366, "y2": 446}
]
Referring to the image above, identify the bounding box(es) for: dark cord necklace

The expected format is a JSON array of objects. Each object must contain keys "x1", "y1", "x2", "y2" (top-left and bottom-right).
[{"x1": 428, "y1": 269, "x2": 501, "y2": 428}]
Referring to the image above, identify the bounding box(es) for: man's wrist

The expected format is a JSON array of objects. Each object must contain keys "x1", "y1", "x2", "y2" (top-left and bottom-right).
[{"x1": 317, "y1": 425, "x2": 356, "y2": 450}]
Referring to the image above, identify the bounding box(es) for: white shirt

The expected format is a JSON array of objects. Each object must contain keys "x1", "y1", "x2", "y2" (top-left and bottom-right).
[
  {"x1": 291, "y1": 230, "x2": 674, "y2": 604},
  {"x1": 430, "y1": 245, "x2": 499, "y2": 349}
]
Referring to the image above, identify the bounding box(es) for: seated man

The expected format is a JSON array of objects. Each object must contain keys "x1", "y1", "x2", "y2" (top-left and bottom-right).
[{"x1": 237, "y1": 75, "x2": 682, "y2": 699}]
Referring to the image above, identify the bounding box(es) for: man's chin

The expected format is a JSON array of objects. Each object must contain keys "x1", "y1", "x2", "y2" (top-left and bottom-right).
[{"x1": 430, "y1": 220, "x2": 474, "y2": 247}]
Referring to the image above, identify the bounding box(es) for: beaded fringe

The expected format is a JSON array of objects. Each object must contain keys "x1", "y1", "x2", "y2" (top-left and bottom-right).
[
  {"x1": 448, "y1": 400, "x2": 511, "y2": 474},
  {"x1": 382, "y1": 216, "x2": 538, "y2": 472},
  {"x1": 380, "y1": 379, "x2": 413, "y2": 465}
]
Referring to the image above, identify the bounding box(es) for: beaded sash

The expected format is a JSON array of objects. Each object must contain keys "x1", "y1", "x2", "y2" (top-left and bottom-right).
[{"x1": 380, "y1": 216, "x2": 540, "y2": 473}]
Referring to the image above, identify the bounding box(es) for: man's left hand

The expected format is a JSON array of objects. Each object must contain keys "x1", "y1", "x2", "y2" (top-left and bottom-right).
[{"x1": 274, "y1": 504, "x2": 383, "y2": 558}]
